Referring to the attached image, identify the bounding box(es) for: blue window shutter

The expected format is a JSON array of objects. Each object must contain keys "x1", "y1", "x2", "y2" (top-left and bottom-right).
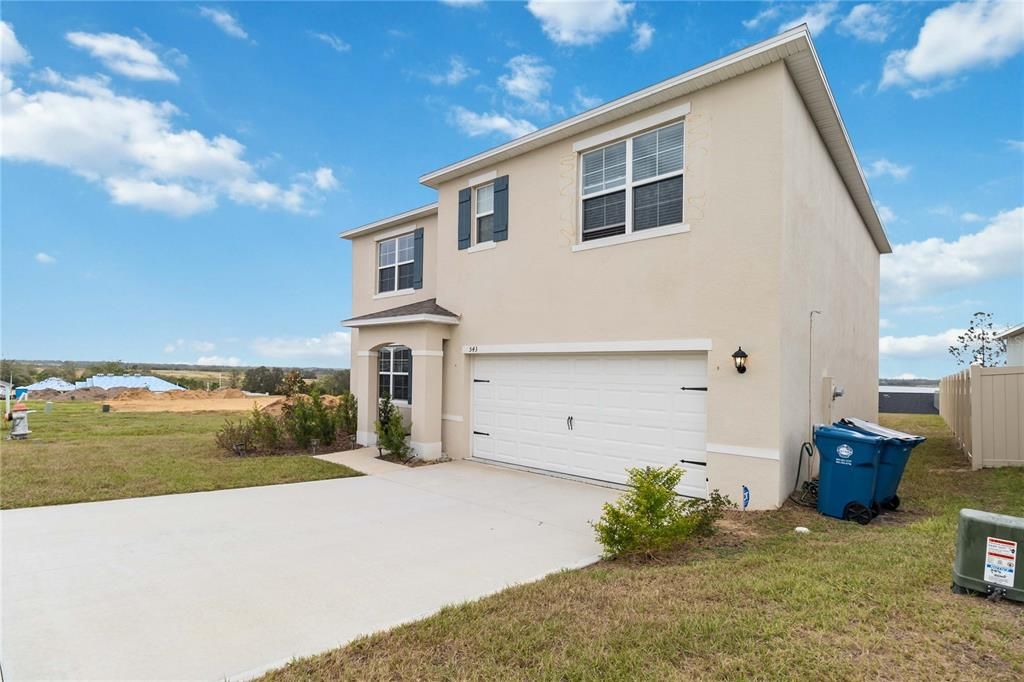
[
  {"x1": 458, "y1": 188, "x2": 472, "y2": 250},
  {"x1": 412, "y1": 227, "x2": 424, "y2": 289},
  {"x1": 493, "y1": 175, "x2": 509, "y2": 242}
]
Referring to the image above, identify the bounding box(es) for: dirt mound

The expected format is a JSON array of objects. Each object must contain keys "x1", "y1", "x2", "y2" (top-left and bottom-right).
[
  {"x1": 260, "y1": 394, "x2": 342, "y2": 417},
  {"x1": 52, "y1": 387, "x2": 113, "y2": 401}
]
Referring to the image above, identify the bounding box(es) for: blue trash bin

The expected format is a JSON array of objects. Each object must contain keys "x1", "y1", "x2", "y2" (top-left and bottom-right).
[
  {"x1": 836, "y1": 417, "x2": 925, "y2": 511},
  {"x1": 814, "y1": 424, "x2": 885, "y2": 525}
]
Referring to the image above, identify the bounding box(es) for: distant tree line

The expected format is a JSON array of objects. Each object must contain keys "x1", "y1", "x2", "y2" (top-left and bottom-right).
[{"x1": 242, "y1": 367, "x2": 350, "y2": 396}]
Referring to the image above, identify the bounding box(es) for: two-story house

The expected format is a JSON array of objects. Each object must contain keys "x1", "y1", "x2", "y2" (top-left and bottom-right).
[{"x1": 341, "y1": 27, "x2": 891, "y2": 510}]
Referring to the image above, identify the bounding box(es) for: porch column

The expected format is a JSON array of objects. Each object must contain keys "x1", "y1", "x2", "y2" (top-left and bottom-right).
[
  {"x1": 354, "y1": 349, "x2": 379, "y2": 447},
  {"x1": 410, "y1": 350, "x2": 444, "y2": 459}
]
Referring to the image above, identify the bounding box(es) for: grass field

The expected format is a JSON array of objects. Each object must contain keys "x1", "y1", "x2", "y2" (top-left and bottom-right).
[
  {"x1": 1, "y1": 401, "x2": 360, "y2": 509},
  {"x1": 263, "y1": 415, "x2": 1024, "y2": 681}
]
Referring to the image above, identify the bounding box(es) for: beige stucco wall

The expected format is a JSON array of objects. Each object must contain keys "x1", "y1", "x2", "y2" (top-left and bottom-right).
[
  {"x1": 347, "y1": 60, "x2": 882, "y2": 508},
  {"x1": 777, "y1": 66, "x2": 881, "y2": 502},
  {"x1": 350, "y1": 214, "x2": 439, "y2": 318}
]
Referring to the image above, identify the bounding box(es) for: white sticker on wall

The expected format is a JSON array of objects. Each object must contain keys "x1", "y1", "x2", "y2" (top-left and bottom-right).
[{"x1": 983, "y1": 536, "x2": 1017, "y2": 588}]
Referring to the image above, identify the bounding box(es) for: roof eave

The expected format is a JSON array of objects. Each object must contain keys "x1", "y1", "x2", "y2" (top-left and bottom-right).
[{"x1": 339, "y1": 202, "x2": 438, "y2": 240}]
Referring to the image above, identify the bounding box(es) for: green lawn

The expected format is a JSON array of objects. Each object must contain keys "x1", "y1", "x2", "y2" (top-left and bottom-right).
[
  {"x1": 1, "y1": 401, "x2": 360, "y2": 509},
  {"x1": 263, "y1": 414, "x2": 1024, "y2": 681}
]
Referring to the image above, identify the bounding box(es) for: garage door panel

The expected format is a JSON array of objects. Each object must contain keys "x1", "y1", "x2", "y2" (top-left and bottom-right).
[{"x1": 473, "y1": 352, "x2": 708, "y2": 498}]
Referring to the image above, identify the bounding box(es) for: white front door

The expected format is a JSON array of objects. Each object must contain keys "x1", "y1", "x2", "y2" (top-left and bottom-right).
[{"x1": 471, "y1": 353, "x2": 708, "y2": 498}]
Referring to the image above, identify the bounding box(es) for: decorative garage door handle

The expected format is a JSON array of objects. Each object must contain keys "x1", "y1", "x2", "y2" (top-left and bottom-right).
[
  {"x1": 565, "y1": 416, "x2": 574, "y2": 431},
  {"x1": 473, "y1": 430, "x2": 490, "y2": 436},
  {"x1": 679, "y1": 459, "x2": 706, "y2": 466},
  {"x1": 680, "y1": 386, "x2": 708, "y2": 391},
  {"x1": 473, "y1": 379, "x2": 490, "y2": 383}
]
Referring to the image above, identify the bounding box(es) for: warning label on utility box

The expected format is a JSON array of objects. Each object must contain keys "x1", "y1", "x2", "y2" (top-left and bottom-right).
[{"x1": 983, "y1": 536, "x2": 1017, "y2": 588}]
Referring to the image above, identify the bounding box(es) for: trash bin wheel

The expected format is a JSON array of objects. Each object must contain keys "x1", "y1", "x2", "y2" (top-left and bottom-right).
[
  {"x1": 883, "y1": 494, "x2": 900, "y2": 511},
  {"x1": 870, "y1": 502, "x2": 881, "y2": 517},
  {"x1": 951, "y1": 583, "x2": 970, "y2": 596},
  {"x1": 843, "y1": 502, "x2": 872, "y2": 525}
]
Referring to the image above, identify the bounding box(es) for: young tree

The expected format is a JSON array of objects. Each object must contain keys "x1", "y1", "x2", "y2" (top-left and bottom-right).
[
  {"x1": 242, "y1": 366, "x2": 285, "y2": 394},
  {"x1": 278, "y1": 370, "x2": 308, "y2": 397},
  {"x1": 316, "y1": 369, "x2": 350, "y2": 396},
  {"x1": 948, "y1": 312, "x2": 1007, "y2": 367}
]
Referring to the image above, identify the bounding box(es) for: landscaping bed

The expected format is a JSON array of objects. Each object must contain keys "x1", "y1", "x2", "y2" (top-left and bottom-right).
[
  {"x1": 1, "y1": 401, "x2": 361, "y2": 509},
  {"x1": 262, "y1": 414, "x2": 1024, "y2": 681}
]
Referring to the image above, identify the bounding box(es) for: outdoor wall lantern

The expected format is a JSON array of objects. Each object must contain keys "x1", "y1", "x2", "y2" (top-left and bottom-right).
[{"x1": 732, "y1": 347, "x2": 748, "y2": 374}]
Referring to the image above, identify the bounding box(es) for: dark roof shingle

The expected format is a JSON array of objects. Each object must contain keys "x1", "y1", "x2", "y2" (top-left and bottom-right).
[{"x1": 345, "y1": 298, "x2": 459, "y2": 322}]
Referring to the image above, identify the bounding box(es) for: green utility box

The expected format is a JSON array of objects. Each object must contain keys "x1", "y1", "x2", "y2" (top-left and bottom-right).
[{"x1": 952, "y1": 509, "x2": 1022, "y2": 602}]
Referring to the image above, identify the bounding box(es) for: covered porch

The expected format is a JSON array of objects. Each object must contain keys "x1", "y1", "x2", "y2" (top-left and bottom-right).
[{"x1": 343, "y1": 298, "x2": 459, "y2": 459}]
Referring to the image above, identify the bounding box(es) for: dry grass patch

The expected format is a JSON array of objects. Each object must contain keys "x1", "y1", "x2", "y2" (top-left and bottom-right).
[{"x1": 263, "y1": 415, "x2": 1024, "y2": 681}]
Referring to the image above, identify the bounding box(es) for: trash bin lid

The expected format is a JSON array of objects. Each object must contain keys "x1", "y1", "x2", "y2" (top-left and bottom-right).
[
  {"x1": 838, "y1": 417, "x2": 923, "y2": 440},
  {"x1": 814, "y1": 423, "x2": 886, "y2": 444}
]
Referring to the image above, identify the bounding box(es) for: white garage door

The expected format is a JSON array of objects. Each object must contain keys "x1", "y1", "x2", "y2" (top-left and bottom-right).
[{"x1": 471, "y1": 353, "x2": 708, "y2": 499}]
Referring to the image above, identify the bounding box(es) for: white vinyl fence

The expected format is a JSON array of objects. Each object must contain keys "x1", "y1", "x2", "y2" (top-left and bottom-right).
[{"x1": 939, "y1": 365, "x2": 1024, "y2": 470}]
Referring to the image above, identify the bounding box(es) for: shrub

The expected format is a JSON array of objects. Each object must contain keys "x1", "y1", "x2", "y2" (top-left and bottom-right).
[
  {"x1": 282, "y1": 395, "x2": 317, "y2": 449},
  {"x1": 592, "y1": 466, "x2": 733, "y2": 559},
  {"x1": 215, "y1": 418, "x2": 254, "y2": 455},
  {"x1": 375, "y1": 396, "x2": 411, "y2": 461},
  {"x1": 333, "y1": 392, "x2": 357, "y2": 439},
  {"x1": 248, "y1": 404, "x2": 282, "y2": 451}
]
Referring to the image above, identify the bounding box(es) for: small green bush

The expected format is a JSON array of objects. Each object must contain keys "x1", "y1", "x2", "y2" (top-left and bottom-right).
[
  {"x1": 375, "y1": 396, "x2": 411, "y2": 461},
  {"x1": 593, "y1": 466, "x2": 733, "y2": 559},
  {"x1": 214, "y1": 418, "x2": 254, "y2": 455},
  {"x1": 248, "y1": 404, "x2": 281, "y2": 451},
  {"x1": 333, "y1": 392, "x2": 358, "y2": 439}
]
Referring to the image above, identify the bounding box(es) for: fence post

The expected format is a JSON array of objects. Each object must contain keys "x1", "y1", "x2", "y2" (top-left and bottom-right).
[{"x1": 969, "y1": 365, "x2": 982, "y2": 470}]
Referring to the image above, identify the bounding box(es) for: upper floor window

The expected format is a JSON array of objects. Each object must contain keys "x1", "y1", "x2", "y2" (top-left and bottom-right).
[
  {"x1": 580, "y1": 121, "x2": 684, "y2": 242},
  {"x1": 378, "y1": 233, "x2": 415, "y2": 293},
  {"x1": 475, "y1": 183, "x2": 494, "y2": 243}
]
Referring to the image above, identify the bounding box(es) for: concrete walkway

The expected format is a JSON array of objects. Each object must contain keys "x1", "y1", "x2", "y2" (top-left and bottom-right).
[
  {"x1": 314, "y1": 445, "x2": 409, "y2": 475},
  {"x1": 1, "y1": 458, "x2": 619, "y2": 681}
]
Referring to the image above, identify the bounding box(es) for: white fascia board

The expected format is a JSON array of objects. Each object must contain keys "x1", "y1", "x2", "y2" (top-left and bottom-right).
[
  {"x1": 339, "y1": 203, "x2": 438, "y2": 240},
  {"x1": 343, "y1": 314, "x2": 460, "y2": 328},
  {"x1": 461, "y1": 339, "x2": 713, "y2": 355},
  {"x1": 994, "y1": 323, "x2": 1024, "y2": 340}
]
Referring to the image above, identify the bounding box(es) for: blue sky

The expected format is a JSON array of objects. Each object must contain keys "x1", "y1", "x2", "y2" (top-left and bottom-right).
[{"x1": 1, "y1": 1, "x2": 1022, "y2": 377}]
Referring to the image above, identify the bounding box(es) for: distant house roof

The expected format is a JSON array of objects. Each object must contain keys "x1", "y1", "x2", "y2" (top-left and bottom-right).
[
  {"x1": 20, "y1": 377, "x2": 77, "y2": 392},
  {"x1": 995, "y1": 323, "x2": 1024, "y2": 340},
  {"x1": 343, "y1": 298, "x2": 460, "y2": 327},
  {"x1": 79, "y1": 374, "x2": 185, "y2": 392}
]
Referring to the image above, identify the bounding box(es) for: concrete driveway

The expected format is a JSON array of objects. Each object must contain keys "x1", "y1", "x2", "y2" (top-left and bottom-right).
[{"x1": 1, "y1": 455, "x2": 619, "y2": 680}]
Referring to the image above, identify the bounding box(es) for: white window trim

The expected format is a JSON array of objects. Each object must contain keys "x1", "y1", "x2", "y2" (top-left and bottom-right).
[
  {"x1": 572, "y1": 102, "x2": 690, "y2": 153},
  {"x1": 377, "y1": 232, "x2": 415, "y2": 295},
  {"x1": 373, "y1": 287, "x2": 416, "y2": 300},
  {"x1": 464, "y1": 169, "x2": 497, "y2": 188},
  {"x1": 572, "y1": 222, "x2": 689, "y2": 253},
  {"x1": 475, "y1": 182, "x2": 495, "y2": 244},
  {"x1": 466, "y1": 240, "x2": 496, "y2": 254},
  {"x1": 378, "y1": 346, "x2": 412, "y2": 404},
  {"x1": 578, "y1": 119, "x2": 685, "y2": 247}
]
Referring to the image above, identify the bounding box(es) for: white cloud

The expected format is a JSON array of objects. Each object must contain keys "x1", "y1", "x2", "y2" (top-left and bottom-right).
[
  {"x1": 630, "y1": 21, "x2": 654, "y2": 52},
  {"x1": 1006, "y1": 139, "x2": 1024, "y2": 151},
  {"x1": 199, "y1": 7, "x2": 249, "y2": 40},
  {"x1": 894, "y1": 373, "x2": 918, "y2": 380},
  {"x1": 879, "y1": 318, "x2": 892, "y2": 329},
  {"x1": 196, "y1": 355, "x2": 241, "y2": 366},
  {"x1": 881, "y1": 206, "x2": 1024, "y2": 303},
  {"x1": 780, "y1": 3, "x2": 838, "y2": 36},
  {"x1": 572, "y1": 86, "x2": 602, "y2": 111},
  {"x1": 449, "y1": 106, "x2": 537, "y2": 138},
  {"x1": 960, "y1": 212, "x2": 985, "y2": 223},
  {"x1": 106, "y1": 178, "x2": 216, "y2": 216},
  {"x1": 876, "y1": 204, "x2": 897, "y2": 224},
  {"x1": 526, "y1": 0, "x2": 633, "y2": 46},
  {"x1": 34, "y1": 252, "x2": 56, "y2": 265},
  {"x1": 879, "y1": 329, "x2": 964, "y2": 357},
  {"x1": 251, "y1": 331, "x2": 351, "y2": 360},
  {"x1": 66, "y1": 32, "x2": 178, "y2": 82},
  {"x1": 1, "y1": 67, "x2": 332, "y2": 216},
  {"x1": 743, "y1": 6, "x2": 781, "y2": 30},
  {"x1": 1, "y1": 20, "x2": 31, "y2": 68},
  {"x1": 881, "y1": 0, "x2": 1024, "y2": 91},
  {"x1": 866, "y1": 158, "x2": 911, "y2": 181},
  {"x1": 426, "y1": 56, "x2": 478, "y2": 86},
  {"x1": 310, "y1": 32, "x2": 350, "y2": 53},
  {"x1": 164, "y1": 343, "x2": 178, "y2": 353},
  {"x1": 192, "y1": 340, "x2": 216, "y2": 353},
  {"x1": 311, "y1": 167, "x2": 338, "y2": 191},
  {"x1": 905, "y1": 78, "x2": 963, "y2": 99},
  {"x1": 499, "y1": 54, "x2": 554, "y2": 114},
  {"x1": 838, "y1": 4, "x2": 891, "y2": 42}
]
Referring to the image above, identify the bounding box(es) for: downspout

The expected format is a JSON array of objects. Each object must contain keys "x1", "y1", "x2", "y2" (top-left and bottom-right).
[{"x1": 808, "y1": 310, "x2": 822, "y2": 444}]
